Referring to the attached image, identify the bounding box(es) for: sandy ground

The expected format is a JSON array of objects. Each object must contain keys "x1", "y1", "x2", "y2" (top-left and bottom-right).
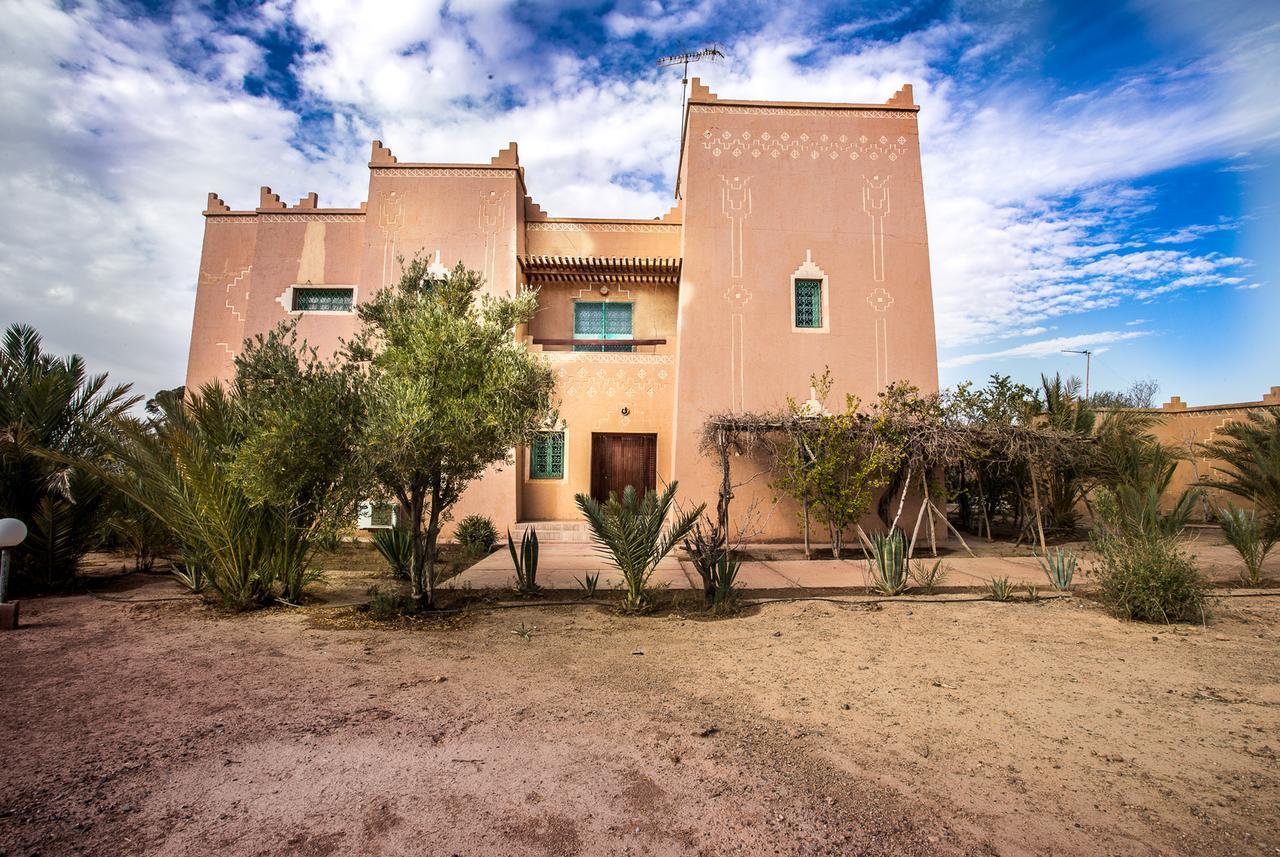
[{"x1": 2, "y1": 571, "x2": 1279, "y2": 857}]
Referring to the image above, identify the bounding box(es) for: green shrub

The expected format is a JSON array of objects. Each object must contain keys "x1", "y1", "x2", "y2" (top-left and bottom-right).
[
  {"x1": 868, "y1": 529, "x2": 908, "y2": 595},
  {"x1": 1217, "y1": 503, "x2": 1277, "y2": 586},
  {"x1": 455, "y1": 514, "x2": 497, "y2": 556},
  {"x1": 1092, "y1": 528, "x2": 1206, "y2": 623},
  {"x1": 372, "y1": 527, "x2": 413, "y2": 578},
  {"x1": 365, "y1": 585, "x2": 415, "y2": 619},
  {"x1": 1090, "y1": 485, "x2": 1209, "y2": 623}
]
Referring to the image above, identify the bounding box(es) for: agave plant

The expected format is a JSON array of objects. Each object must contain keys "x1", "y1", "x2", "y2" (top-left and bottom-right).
[
  {"x1": 987, "y1": 575, "x2": 1016, "y2": 602},
  {"x1": 1036, "y1": 547, "x2": 1078, "y2": 591},
  {"x1": 576, "y1": 570, "x2": 600, "y2": 599},
  {"x1": 575, "y1": 483, "x2": 703, "y2": 613},
  {"x1": 868, "y1": 529, "x2": 908, "y2": 595},
  {"x1": 508, "y1": 526, "x2": 541, "y2": 595},
  {"x1": 372, "y1": 526, "x2": 413, "y2": 578},
  {"x1": 1216, "y1": 503, "x2": 1277, "y2": 586}
]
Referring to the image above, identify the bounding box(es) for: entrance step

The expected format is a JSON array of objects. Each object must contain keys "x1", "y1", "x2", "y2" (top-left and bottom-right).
[{"x1": 512, "y1": 520, "x2": 593, "y2": 543}]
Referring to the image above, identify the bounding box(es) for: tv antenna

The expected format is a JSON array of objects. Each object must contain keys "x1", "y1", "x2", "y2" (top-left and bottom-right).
[
  {"x1": 1062, "y1": 349, "x2": 1093, "y2": 399},
  {"x1": 657, "y1": 45, "x2": 725, "y2": 197}
]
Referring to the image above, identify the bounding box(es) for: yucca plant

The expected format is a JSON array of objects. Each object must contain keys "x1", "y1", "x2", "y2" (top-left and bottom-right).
[
  {"x1": 987, "y1": 576, "x2": 1016, "y2": 602},
  {"x1": 1217, "y1": 503, "x2": 1277, "y2": 586},
  {"x1": 507, "y1": 526, "x2": 541, "y2": 595},
  {"x1": 1036, "y1": 547, "x2": 1078, "y2": 591},
  {"x1": 457, "y1": 514, "x2": 498, "y2": 557},
  {"x1": 372, "y1": 526, "x2": 413, "y2": 578},
  {"x1": 868, "y1": 528, "x2": 908, "y2": 595},
  {"x1": 575, "y1": 483, "x2": 703, "y2": 613}
]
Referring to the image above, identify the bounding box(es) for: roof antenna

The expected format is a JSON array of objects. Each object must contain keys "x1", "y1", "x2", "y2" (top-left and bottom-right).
[{"x1": 657, "y1": 44, "x2": 726, "y2": 192}]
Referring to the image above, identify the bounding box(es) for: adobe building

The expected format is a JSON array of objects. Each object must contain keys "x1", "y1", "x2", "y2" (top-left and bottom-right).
[{"x1": 185, "y1": 79, "x2": 939, "y2": 539}]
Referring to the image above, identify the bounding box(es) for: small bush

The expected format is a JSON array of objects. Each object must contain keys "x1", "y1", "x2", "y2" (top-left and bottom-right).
[
  {"x1": 987, "y1": 576, "x2": 1015, "y2": 602},
  {"x1": 1092, "y1": 529, "x2": 1207, "y2": 623},
  {"x1": 456, "y1": 514, "x2": 498, "y2": 556},
  {"x1": 372, "y1": 527, "x2": 413, "y2": 578},
  {"x1": 909, "y1": 559, "x2": 947, "y2": 594},
  {"x1": 365, "y1": 585, "x2": 415, "y2": 619},
  {"x1": 682, "y1": 516, "x2": 740, "y2": 611}
]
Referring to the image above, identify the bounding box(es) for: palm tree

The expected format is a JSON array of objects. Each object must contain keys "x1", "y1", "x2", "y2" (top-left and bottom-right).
[
  {"x1": 0, "y1": 323, "x2": 137, "y2": 590},
  {"x1": 1201, "y1": 408, "x2": 1280, "y2": 534},
  {"x1": 575, "y1": 483, "x2": 703, "y2": 612}
]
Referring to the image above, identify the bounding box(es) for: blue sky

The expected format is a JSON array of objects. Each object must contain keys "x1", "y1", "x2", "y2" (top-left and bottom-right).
[{"x1": 0, "y1": 0, "x2": 1276, "y2": 404}]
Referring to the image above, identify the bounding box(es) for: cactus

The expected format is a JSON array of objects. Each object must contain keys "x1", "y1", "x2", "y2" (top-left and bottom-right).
[
  {"x1": 1036, "y1": 547, "x2": 1078, "y2": 591},
  {"x1": 868, "y1": 529, "x2": 908, "y2": 596},
  {"x1": 507, "y1": 527, "x2": 541, "y2": 595}
]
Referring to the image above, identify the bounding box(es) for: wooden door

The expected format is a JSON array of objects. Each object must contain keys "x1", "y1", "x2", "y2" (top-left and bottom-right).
[{"x1": 590, "y1": 433, "x2": 657, "y2": 503}]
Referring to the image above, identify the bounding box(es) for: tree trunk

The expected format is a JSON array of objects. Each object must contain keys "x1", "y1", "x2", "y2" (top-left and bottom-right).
[
  {"x1": 922, "y1": 473, "x2": 937, "y2": 558},
  {"x1": 1029, "y1": 467, "x2": 1048, "y2": 556},
  {"x1": 830, "y1": 523, "x2": 842, "y2": 560},
  {"x1": 889, "y1": 464, "x2": 913, "y2": 531},
  {"x1": 802, "y1": 498, "x2": 811, "y2": 560},
  {"x1": 422, "y1": 482, "x2": 443, "y2": 609},
  {"x1": 408, "y1": 488, "x2": 427, "y2": 601},
  {"x1": 716, "y1": 434, "x2": 732, "y2": 540}
]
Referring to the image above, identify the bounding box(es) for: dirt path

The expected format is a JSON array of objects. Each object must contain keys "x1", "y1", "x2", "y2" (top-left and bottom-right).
[{"x1": 2, "y1": 576, "x2": 1278, "y2": 856}]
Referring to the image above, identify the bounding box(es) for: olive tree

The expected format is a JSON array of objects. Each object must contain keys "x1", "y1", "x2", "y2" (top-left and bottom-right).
[{"x1": 354, "y1": 257, "x2": 556, "y2": 608}]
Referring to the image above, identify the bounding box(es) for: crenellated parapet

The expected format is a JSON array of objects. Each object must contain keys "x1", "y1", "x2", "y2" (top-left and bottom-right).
[
  {"x1": 491, "y1": 142, "x2": 519, "y2": 166},
  {"x1": 259, "y1": 186, "x2": 287, "y2": 210},
  {"x1": 370, "y1": 140, "x2": 398, "y2": 165}
]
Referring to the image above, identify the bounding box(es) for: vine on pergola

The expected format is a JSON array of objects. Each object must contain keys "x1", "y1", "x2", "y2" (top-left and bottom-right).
[{"x1": 699, "y1": 381, "x2": 1088, "y2": 560}]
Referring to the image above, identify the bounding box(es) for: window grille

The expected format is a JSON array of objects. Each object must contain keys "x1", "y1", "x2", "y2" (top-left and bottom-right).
[
  {"x1": 573, "y1": 302, "x2": 633, "y2": 352},
  {"x1": 293, "y1": 287, "x2": 354, "y2": 312},
  {"x1": 794, "y1": 279, "x2": 822, "y2": 328},
  {"x1": 531, "y1": 431, "x2": 565, "y2": 479}
]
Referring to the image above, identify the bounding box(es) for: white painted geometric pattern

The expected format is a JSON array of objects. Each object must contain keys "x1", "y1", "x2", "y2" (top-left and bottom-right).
[{"x1": 703, "y1": 130, "x2": 910, "y2": 162}]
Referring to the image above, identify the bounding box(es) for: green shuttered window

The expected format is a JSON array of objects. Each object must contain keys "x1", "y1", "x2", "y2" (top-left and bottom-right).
[
  {"x1": 573, "y1": 302, "x2": 633, "y2": 352},
  {"x1": 531, "y1": 431, "x2": 565, "y2": 479},
  {"x1": 794, "y1": 279, "x2": 822, "y2": 328},
  {"x1": 293, "y1": 287, "x2": 354, "y2": 312}
]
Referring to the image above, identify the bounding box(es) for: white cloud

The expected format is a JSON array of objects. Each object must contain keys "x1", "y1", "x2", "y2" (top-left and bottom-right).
[
  {"x1": 940, "y1": 331, "x2": 1152, "y2": 369},
  {"x1": 0, "y1": 0, "x2": 1274, "y2": 400}
]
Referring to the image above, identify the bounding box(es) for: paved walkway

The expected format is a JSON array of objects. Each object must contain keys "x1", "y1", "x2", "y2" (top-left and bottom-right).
[{"x1": 447, "y1": 539, "x2": 1280, "y2": 592}]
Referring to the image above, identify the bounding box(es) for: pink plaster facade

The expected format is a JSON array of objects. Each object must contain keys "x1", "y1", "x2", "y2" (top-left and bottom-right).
[{"x1": 185, "y1": 81, "x2": 939, "y2": 539}]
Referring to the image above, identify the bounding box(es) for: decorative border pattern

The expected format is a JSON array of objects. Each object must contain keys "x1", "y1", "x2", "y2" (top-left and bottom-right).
[
  {"x1": 207, "y1": 215, "x2": 258, "y2": 224},
  {"x1": 703, "y1": 130, "x2": 910, "y2": 162},
  {"x1": 690, "y1": 104, "x2": 913, "y2": 119},
  {"x1": 526, "y1": 222, "x2": 680, "y2": 233},
  {"x1": 371, "y1": 167, "x2": 518, "y2": 178},
  {"x1": 259, "y1": 213, "x2": 365, "y2": 223},
  {"x1": 543, "y1": 352, "x2": 672, "y2": 366}
]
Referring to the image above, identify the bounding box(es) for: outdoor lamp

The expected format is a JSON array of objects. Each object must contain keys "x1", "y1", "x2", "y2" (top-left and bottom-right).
[{"x1": 0, "y1": 517, "x2": 28, "y2": 606}]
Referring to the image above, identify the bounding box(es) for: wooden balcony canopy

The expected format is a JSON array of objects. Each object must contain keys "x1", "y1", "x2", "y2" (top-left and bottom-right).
[{"x1": 519, "y1": 255, "x2": 682, "y2": 287}]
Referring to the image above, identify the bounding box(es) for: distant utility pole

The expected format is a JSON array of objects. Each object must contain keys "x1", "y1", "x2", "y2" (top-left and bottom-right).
[
  {"x1": 1062, "y1": 349, "x2": 1092, "y2": 399},
  {"x1": 657, "y1": 45, "x2": 725, "y2": 197}
]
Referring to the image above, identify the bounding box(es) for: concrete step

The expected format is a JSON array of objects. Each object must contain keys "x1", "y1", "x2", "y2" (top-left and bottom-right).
[{"x1": 511, "y1": 520, "x2": 592, "y2": 543}]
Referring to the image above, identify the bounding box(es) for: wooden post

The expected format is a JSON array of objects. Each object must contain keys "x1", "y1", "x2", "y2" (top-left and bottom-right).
[
  {"x1": 922, "y1": 472, "x2": 938, "y2": 557},
  {"x1": 931, "y1": 499, "x2": 977, "y2": 558},
  {"x1": 907, "y1": 488, "x2": 928, "y2": 561},
  {"x1": 802, "y1": 498, "x2": 811, "y2": 560},
  {"x1": 1028, "y1": 466, "x2": 1048, "y2": 557},
  {"x1": 976, "y1": 479, "x2": 993, "y2": 541},
  {"x1": 716, "y1": 431, "x2": 732, "y2": 540},
  {"x1": 889, "y1": 464, "x2": 913, "y2": 531}
]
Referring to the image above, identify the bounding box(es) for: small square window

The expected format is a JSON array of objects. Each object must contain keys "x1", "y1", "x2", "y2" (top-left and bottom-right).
[
  {"x1": 573, "y1": 302, "x2": 633, "y2": 352},
  {"x1": 531, "y1": 431, "x2": 565, "y2": 479},
  {"x1": 795, "y1": 279, "x2": 822, "y2": 328},
  {"x1": 293, "y1": 287, "x2": 354, "y2": 312}
]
